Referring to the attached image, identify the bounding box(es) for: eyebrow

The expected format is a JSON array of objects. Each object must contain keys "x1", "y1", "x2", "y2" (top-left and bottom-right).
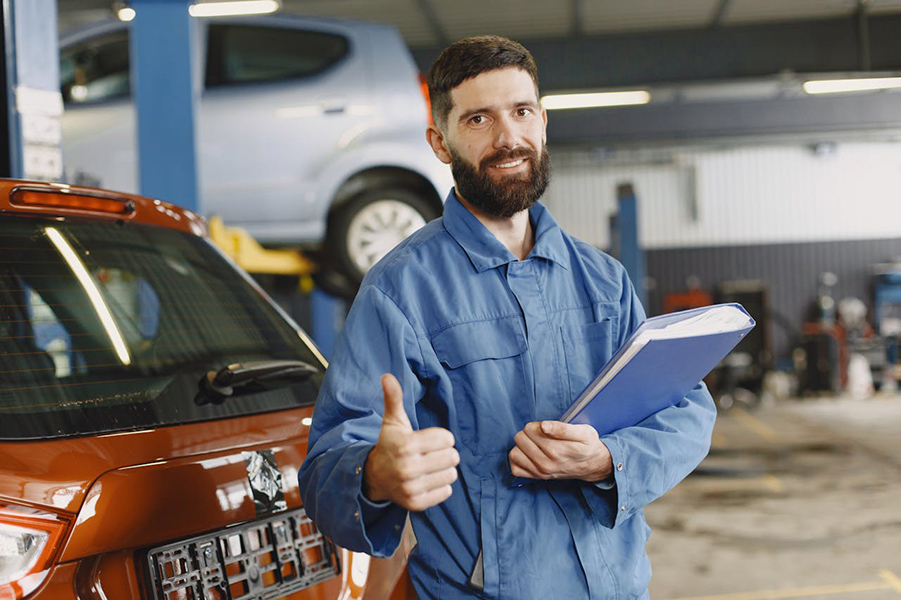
[{"x1": 456, "y1": 100, "x2": 540, "y2": 124}]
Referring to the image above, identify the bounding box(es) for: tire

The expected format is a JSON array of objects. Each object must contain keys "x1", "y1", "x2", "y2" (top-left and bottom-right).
[{"x1": 325, "y1": 187, "x2": 440, "y2": 289}]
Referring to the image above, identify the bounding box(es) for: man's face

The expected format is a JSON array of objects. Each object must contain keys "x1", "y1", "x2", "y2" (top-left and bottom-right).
[{"x1": 427, "y1": 67, "x2": 550, "y2": 218}]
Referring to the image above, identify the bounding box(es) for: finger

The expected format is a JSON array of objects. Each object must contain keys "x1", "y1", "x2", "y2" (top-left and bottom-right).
[
  {"x1": 405, "y1": 484, "x2": 454, "y2": 512},
  {"x1": 381, "y1": 373, "x2": 412, "y2": 431},
  {"x1": 538, "y1": 421, "x2": 595, "y2": 442},
  {"x1": 395, "y1": 445, "x2": 458, "y2": 478},
  {"x1": 521, "y1": 423, "x2": 569, "y2": 459},
  {"x1": 515, "y1": 428, "x2": 555, "y2": 463},
  {"x1": 513, "y1": 430, "x2": 556, "y2": 475},
  {"x1": 398, "y1": 466, "x2": 458, "y2": 499},
  {"x1": 395, "y1": 446, "x2": 459, "y2": 481},
  {"x1": 403, "y1": 427, "x2": 456, "y2": 454},
  {"x1": 419, "y1": 446, "x2": 460, "y2": 473},
  {"x1": 508, "y1": 446, "x2": 543, "y2": 479}
]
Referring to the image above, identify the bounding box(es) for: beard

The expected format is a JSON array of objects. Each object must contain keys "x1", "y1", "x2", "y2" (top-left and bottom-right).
[{"x1": 449, "y1": 144, "x2": 551, "y2": 219}]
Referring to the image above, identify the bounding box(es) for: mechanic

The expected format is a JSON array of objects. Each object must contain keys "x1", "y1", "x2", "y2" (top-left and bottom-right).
[{"x1": 299, "y1": 35, "x2": 717, "y2": 600}]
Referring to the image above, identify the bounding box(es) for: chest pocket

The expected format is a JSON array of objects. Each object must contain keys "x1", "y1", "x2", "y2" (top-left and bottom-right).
[
  {"x1": 561, "y1": 317, "x2": 616, "y2": 407},
  {"x1": 432, "y1": 316, "x2": 529, "y2": 455}
]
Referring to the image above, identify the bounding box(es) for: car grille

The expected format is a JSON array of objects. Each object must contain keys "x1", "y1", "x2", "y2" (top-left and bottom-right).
[{"x1": 146, "y1": 507, "x2": 339, "y2": 600}]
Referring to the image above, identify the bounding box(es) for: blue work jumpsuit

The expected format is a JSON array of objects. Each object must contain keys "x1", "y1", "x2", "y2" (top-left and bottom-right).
[{"x1": 299, "y1": 192, "x2": 717, "y2": 599}]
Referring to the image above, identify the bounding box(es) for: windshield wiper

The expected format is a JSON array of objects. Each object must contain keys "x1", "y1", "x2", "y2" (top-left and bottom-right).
[{"x1": 195, "y1": 360, "x2": 320, "y2": 405}]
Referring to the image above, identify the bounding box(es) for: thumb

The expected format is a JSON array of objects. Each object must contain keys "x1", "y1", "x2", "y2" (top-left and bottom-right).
[
  {"x1": 540, "y1": 420, "x2": 585, "y2": 440},
  {"x1": 380, "y1": 373, "x2": 412, "y2": 430}
]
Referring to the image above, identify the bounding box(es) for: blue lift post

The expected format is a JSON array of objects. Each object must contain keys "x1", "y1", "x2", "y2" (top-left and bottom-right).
[
  {"x1": 616, "y1": 183, "x2": 648, "y2": 310},
  {"x1": 1, "y1": 0, "x2": 63, "y2": 181},
  {"x1": 127, "y1": 1, "x2": 343, "y2": 355},
  {"x1": 310, "y1": 289, "x2": 346, "y2": 360},
  {"x1": 131, "y1": 0, "x2": 200, "y2": 211}
]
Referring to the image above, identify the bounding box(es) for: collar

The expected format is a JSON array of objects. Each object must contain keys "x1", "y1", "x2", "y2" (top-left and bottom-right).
[{"x1": 441, "y1": 190, "x2": 571, "y2": 273}]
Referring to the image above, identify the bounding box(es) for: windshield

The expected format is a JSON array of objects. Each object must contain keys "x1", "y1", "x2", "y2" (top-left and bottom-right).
[{"x1": 0, "y1": 215, "x2": 324, "y2": 440}]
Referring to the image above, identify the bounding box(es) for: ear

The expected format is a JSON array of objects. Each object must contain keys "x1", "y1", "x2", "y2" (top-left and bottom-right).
[
  {"x1": 426, "y1": 124, "x2": 453, "y2": 165},
  {"x1": 541, "y1": 106, "x2": 548, "y2": 145}
]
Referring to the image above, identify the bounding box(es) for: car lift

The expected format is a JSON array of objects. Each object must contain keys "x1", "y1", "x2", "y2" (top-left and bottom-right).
[
  {"x1": 1, "y1": 0, "x2": 64, "y2": 183},
  {"x1": 0, "y1": 0, "x2": 346, "y2": 358},
  {"x1": 611, "y1": 183, "x2": 648, "y2": 308}
]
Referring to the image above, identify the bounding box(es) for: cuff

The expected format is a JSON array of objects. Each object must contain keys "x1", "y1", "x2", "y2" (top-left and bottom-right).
[
  {"x1": 351, "y1": 446, "x2": 407, "y2": 556},
  {"x1": 592, "y1": 473, "x2": 616, "y2": 490},
  {"x1": 580, "y1": 435, "x2": 631, "y2": 528}
]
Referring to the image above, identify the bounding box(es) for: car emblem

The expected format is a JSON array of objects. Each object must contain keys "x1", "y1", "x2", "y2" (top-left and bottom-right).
[{"x1": 242, "y1": 450, "x2": 287, "y2": 515}]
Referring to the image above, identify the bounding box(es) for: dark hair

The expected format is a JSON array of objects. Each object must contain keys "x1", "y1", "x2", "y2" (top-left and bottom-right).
[{"x1": 427, "y1": 35, "x2": 539, "y2": 129}]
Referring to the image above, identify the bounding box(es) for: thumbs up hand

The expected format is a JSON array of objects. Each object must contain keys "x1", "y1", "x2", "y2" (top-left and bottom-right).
[{"x1": 363, "y1": 374, "x2": 460, "y2": 511}]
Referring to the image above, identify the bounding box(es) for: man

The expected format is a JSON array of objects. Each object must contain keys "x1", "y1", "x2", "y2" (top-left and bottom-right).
[{"x1": 299, "y1": 36, "x2": 716, "y2": 599}]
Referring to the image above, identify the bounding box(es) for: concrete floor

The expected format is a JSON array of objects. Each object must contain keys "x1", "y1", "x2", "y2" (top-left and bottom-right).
[{"x1": 646, "y1": 393, "x2": 901, "y2": 600}]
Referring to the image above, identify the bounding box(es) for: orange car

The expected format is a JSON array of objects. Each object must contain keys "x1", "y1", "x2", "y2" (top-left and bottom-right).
[{"x1": 0, "y1": 181, "x2": 411, "y2": 600}]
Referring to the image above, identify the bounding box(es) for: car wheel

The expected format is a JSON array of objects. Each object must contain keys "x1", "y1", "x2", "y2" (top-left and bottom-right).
[{"x1": 327, "y1": 187, "x2": 439, "y2": 288}]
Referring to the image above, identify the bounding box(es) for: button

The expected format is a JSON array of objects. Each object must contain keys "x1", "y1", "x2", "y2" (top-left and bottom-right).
[
  {"x1": 354, "y1": 510, "x2": 360, "y2": 521},
  {"x1": 354, "y1": 464, "x2": 361, "y2": 475},
  {"x1": 395, "y1": 524, "x2": 402, "y2": 531},
  {"x1": 616, "y1": 462, "x2": 624, "y2": 471},
  {"x1": 620, "y1": 506, "x2": 627, "y2": 512}
]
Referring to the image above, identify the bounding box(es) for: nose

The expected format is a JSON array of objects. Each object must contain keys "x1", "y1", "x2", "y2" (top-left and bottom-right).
[{"x1": 493, "y1": 116, "x2": 521, "y2": 150}]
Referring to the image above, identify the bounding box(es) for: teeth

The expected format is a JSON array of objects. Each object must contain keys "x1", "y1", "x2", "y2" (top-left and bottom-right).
[{"x1": 495, "y1": 159, "x2": 525, "y2": 168}]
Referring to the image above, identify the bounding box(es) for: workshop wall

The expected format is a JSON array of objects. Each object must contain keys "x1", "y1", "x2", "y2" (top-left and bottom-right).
[
  {"x1": 544, "y1": 139, "x2": 901, "y2": 361},
  {"x1": 545, "y1": 140, "x2": 901, "y2": 250}
]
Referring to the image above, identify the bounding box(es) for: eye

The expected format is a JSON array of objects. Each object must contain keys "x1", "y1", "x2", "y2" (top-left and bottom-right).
[
  {"x1": 470, "y1": 115, "x2": 485, "y2": 125},
  {"x1": 516, "y1": 107, "x2": 532, "y2": 117}
]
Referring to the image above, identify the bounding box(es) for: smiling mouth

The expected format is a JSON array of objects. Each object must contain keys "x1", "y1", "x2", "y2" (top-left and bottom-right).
[{"x1": 492, "y1": 158, "x2": 527, "y2": 169}]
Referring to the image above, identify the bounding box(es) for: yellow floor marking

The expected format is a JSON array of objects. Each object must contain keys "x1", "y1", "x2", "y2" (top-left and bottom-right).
[
  {"x1": 763, "y1": 474, "x2": 784, "y2": 493},
  {"x1": 879, "y1": 569, "x2": 901, "y2": 594},
  {"x1": 673, "y1": 580, "x2": 890, "y2": 600},
  {"x1": 731, "y1": 407, "x2": 779, "y2": 442}
]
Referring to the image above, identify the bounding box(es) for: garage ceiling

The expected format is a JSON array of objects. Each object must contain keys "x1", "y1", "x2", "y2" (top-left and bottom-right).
[{"x1": 58, "y1": 0, "x2": 901, "y2": 48}]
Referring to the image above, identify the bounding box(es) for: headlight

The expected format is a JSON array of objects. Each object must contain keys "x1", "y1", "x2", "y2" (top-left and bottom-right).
[{"x1": 0, "y1": 507, "x2": 68, "y2": 599}]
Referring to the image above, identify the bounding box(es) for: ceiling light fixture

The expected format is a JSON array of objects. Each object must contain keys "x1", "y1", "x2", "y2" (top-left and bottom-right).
[
  {"x1": 803, "y1": 76, "x2": 901, "y2": 95},
  {"x1": 189, "y1": 0, "x2": 280, "y2": 18},
  {"x1": 541, "y1": 90, "x2": 651, "y2": 110},
  {"x1": 116, "y1": 6, "x2": 136, "y2": 21}
]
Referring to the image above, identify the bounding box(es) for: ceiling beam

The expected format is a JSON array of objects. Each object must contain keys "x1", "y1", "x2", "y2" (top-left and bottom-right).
[
  {"x1": 570, "y1": 0, "x2": 585, "y2": 38},
  {"x1": 856, "y1": 0, "x2": 871, "y2": 70},
  {"x1": 709, "y1": 0, "x2": 733, "y2": 29},
  {"x1": 547, "y1": 92, "x2": 901, "y2": 145},
  {"x1": 414, "y1": 0, "x2": 449, "y2": 47},
  {"x1": 412, "y1": 14, "x2": 901, "y2": 90}
]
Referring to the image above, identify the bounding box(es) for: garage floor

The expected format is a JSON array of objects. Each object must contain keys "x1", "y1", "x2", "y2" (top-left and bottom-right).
[{"x1": 646, "y1": 393, "x2": 901, "y2": 600}]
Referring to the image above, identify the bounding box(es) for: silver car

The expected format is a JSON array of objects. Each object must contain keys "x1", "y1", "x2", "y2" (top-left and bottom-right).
[{"x1": 60, "y1": 14, "x2": 452, "y2": 289}]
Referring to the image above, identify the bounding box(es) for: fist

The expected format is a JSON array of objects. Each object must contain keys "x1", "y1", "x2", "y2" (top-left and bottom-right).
[{"x1": 363, "y1": 374, "x2": 460, "y2": 511}]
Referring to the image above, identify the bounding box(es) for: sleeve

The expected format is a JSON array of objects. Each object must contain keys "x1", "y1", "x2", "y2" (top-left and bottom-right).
[
  {"x1": 579, "y1": 265, "x2": 718, "y2": 529},
  {"x1": 297, "y1": 283, "x2": 426, "y2": 557}
]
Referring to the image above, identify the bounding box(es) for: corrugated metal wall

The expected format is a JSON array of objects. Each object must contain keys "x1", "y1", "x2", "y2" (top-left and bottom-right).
[
  {"x1": 543, "y1": 139, "x2": 901, "y2": 360},
  {"x1": 544, "y1": 140, "x2": 901, "y2": 249}
]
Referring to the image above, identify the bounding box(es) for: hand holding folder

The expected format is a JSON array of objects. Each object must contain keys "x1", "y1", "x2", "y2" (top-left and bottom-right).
[{"x1": 508, "y1": 303, "x2": 754, "y2": 489}]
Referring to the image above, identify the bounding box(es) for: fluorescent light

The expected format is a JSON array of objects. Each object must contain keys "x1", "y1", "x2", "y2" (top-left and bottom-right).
[
  {"x1": 541, "y1": 90, "x2": 650, "y2": 110},
  {"x1": 803, "y1": 77, "x2": 901, "y2": 95},
  {"x1": 45, "y1": 227, "x2": 132, "y2": 366},
  {"x1": 117, "y1": 7, "x2": 136, "y2": 21},
  {"x1": 189, "y1": 0, "x2": 279, "y2": 17}
]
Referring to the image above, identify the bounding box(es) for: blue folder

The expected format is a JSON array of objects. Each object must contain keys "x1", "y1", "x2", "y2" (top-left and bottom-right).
[{"x1": 562, "y1": 303, "x2": 755, "y2": 434}]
